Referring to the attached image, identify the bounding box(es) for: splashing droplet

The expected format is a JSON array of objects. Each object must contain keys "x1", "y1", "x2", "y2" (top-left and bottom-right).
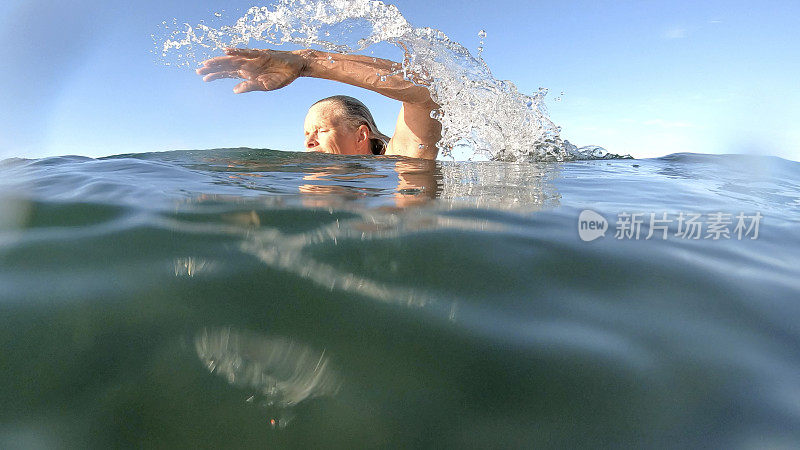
[{"x1": 476, "y1": 29, "x2": 487, "y2": 59}]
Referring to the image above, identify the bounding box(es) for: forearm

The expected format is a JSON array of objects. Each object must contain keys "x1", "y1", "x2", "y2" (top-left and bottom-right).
[{"x1": 296, "y1": 50, "x2": 435, "y2": 106}]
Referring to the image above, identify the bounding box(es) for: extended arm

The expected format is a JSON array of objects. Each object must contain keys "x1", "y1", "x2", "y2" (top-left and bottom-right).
[{"x1": 197, "y1": 48, "x2": 441, "y2": 159}]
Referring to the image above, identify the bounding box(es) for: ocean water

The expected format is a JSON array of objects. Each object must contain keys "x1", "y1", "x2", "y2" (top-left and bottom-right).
[{"x1": 1, "y1": 149, "x2": 799, "y2": 448}]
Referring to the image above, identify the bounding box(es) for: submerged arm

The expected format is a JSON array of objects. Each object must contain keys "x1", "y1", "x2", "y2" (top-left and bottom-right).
[{"x1": 197, "y1": 48, "x2": 441, "y2": 159}]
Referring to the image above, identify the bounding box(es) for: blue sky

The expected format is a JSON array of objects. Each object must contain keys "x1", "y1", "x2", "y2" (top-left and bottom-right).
[{"x1": 1, "y1": 0, "x2": 798, "y2": 161}]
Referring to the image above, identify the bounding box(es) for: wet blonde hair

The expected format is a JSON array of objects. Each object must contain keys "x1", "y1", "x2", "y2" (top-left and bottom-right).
[{"x1": 313, "y1": 95, "x2": 390, "y2": 155}]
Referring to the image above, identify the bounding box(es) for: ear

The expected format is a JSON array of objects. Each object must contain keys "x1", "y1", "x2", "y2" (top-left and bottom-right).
[{"x1": 356, "y1": 124, "x2": 370, "y2": 143}]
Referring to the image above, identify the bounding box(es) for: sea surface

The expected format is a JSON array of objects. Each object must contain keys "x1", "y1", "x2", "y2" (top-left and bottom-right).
[{"x1": 1, "y1": 149, "x2": 799, "y2": 448}]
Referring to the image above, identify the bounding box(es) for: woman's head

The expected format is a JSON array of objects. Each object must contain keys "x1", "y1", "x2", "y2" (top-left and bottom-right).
[{"x1": 304, "y1": 95, "x2": 389, "y2": 155}]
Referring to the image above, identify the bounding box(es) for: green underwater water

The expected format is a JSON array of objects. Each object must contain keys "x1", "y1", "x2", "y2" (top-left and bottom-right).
[{"x1": 1, "y1": 149, "x2": 799, "y2": 448}]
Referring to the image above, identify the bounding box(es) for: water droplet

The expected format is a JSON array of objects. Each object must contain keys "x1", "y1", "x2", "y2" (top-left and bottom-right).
[
  {"x1": 214, "y1": 12, "x2": 222, "y2": 18},
  {"x1": 380, "y1": 75, "x2": 387, "y2": 82},
  {"x1": 478, "y1": 29, "x2": 487, "y2": 39}
]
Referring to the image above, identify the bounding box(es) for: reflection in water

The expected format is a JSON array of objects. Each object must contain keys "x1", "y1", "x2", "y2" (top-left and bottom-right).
[
  {"x1": 183, "y1": 151, "x2": 561, "y2": 212},
  {"x1": 173, "y1": 257, "x2": 214, "y2": 277},
  {"x1": 176, "y1": 153, "x2": 561, "y2": 316},
  {"x1": 438, "y1": 161, "x2": 560, "y2": 210},
  {"x1": 297, "y1": 159, "x2": 440, "y2": 208},
  {"x1": 293, "y1": 157, "x2": 559, "y2": 210},
  {"x1": 222, "y1": 210, "x2": 261, "y2": 227},
  {"x1": 195, "y1": 327, "x2": 342, "y2": 428},
  {"x1": 394, "y1": 159, "x2": 439, "y2": 207}
]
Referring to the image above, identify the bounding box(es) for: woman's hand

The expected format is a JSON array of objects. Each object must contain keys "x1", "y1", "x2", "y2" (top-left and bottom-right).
[{"x1": 196, "y1": 48, "x2": 307, "y2": 93}]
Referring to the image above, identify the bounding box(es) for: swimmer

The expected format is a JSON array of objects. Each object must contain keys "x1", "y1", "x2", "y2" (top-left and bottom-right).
[{"x1": 196, "y1": 48, "x2": 442, "y2": 160}]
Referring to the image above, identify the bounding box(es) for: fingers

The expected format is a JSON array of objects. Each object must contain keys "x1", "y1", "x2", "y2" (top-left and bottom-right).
[
  {"x1": 197, "y1": 48, "x2": 274, "y2": 90},
  {"x1": 201, "y1": 68, "x2": 255, "y2": 82},
  {"x1": 233, "y1": 80, "x2": 265, "y2": 94},
  {"x1": 196, "y1": 48, "x2": 268, "y2": 76},
  {"x1": 198, "y1": 55, "x2": 234, "y2": 67},
  {"x1": 197, "y1": 65, "x2": 221, "y2": 76},
  {"x1": 196, "y1": 57, "x2": 242, "y2": 74},
  {"x1": 225, "y1": 48, "x2": 266, "y2": 58},
  {"x1": 202, "y1": 71, "x2": 238, "y2": 82}
]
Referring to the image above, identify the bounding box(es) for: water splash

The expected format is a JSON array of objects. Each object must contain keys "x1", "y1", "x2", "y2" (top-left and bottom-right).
[{"x1": 159, "y1": 0, "x2": 619, "y2": 162}]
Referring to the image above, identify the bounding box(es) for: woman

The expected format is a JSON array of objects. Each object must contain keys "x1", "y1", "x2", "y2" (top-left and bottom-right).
[{"x1": 196, "y1": 48, "x2": 442, "y2": 160}]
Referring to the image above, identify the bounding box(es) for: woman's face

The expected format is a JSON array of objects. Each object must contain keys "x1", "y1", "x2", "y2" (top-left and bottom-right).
[{"x1": 304, "y1": 102, "x2": 370, "y2": 155}]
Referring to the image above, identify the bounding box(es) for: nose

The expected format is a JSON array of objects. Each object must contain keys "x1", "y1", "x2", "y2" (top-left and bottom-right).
[{"x1": 305, "y1": 134, "x2": 318, "y2": 150}]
